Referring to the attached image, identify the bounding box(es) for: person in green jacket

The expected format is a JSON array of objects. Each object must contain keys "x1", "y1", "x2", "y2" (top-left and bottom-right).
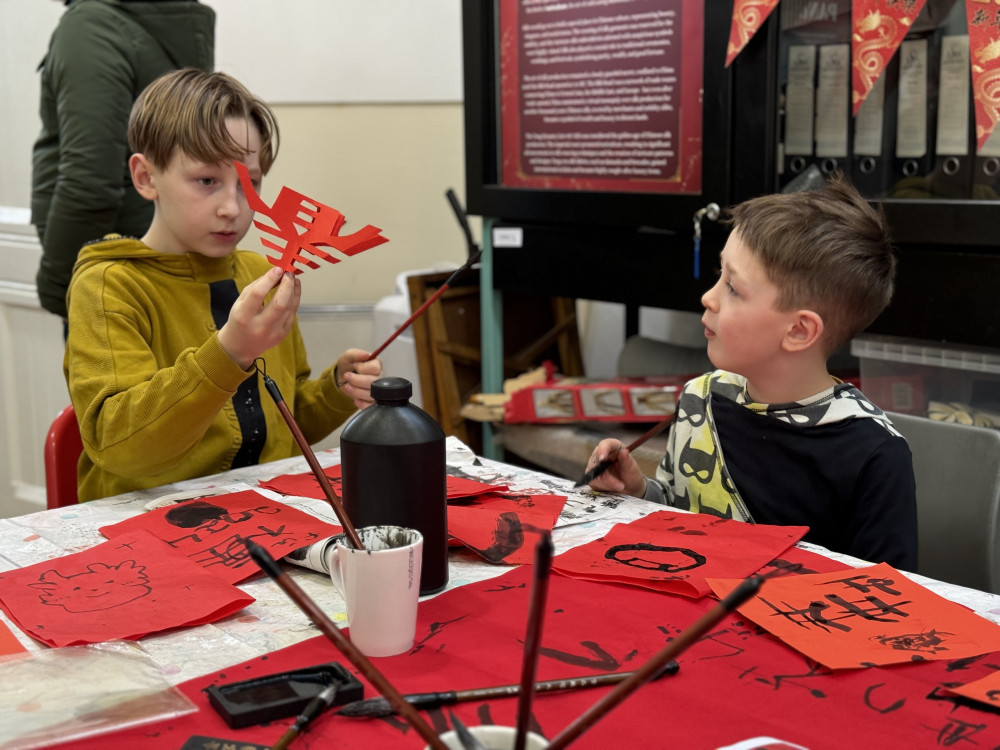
[
  {"x1": 64, "y1": 68, "x2": 383, "y2": 502},
  {"x1": 32, "y1": 0, "x2": 215, "y2": 321}
]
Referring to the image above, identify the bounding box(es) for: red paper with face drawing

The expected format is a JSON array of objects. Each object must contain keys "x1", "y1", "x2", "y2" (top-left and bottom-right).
[
  {"x1": 0, "y1": 529, "x2": 254, "y2": 647},
  {"x1": 552, "y1": 510, "x2": 807, "y2": 598},
  {"x1": 98, "y1": 490, "x2": 340, "y2": 584}
]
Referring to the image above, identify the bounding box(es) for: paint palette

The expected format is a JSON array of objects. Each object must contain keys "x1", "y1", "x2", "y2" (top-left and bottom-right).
[{"x1": 206, "y1": 662, "x2": 363, "y2": 729}]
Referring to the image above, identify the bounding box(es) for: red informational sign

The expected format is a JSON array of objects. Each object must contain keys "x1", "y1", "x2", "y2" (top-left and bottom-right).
[{"x1": 499, "y1": 0, "x2": 703, "y2": 194}]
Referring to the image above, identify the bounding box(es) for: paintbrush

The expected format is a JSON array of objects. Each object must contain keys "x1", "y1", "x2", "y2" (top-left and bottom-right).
[
  {"x1": 244, "y1": 539, "x2": 448, "y2": 750},
  {"x1": 272, "y1": 681, "x2": 339, "y2": 750},
  {"x1": 335, "y1": 663, "x2": 680, "y2": 718},
  {"x1": 572, "y1": 416, "x2": 673, "y2": 488},
  {"x1": 544, "y1": 573, "x2": 767, "y2": 749},
  {"x1": 514, "y1": 532, "x2": 554, "y2": 750},
  {"x1": 364, "y1": 189, "x2": 481, "y2": 363},
  {"x1": 258, "y1": 367, "x2": 364, "y2": 550}
]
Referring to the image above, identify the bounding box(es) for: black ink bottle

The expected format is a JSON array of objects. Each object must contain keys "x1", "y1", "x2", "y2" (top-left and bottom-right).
[{"x1": 339, "y1": 377, "x2": 448, "y2": 595}]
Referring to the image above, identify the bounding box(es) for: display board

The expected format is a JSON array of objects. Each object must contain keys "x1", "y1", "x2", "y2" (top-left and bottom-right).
[
  {"x1": 462, "y1": 0, "x2": 733, "y2": 230},
  {"x1": 497, "y1": 0, "x2": 703, "y2": 195}
]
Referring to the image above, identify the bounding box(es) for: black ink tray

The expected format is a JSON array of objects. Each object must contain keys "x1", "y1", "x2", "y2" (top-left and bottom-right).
[{"x1": 205, "y1": 661, "x2": 363, "y2": 728}]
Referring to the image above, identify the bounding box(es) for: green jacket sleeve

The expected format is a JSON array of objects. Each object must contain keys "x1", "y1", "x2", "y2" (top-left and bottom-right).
[{"x1": 34, "y1": 9, "x2": 153, "y2": 317}]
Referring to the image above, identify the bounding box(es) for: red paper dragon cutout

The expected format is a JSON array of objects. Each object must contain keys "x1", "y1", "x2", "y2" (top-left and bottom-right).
[{"x1": 235, "y1": 162, "x2": 388, "y2": 273}]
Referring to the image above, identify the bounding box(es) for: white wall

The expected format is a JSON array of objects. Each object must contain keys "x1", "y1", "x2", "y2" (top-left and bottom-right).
[{"x1": 0, "y1": 0, "x2": 473, "y2": 309}]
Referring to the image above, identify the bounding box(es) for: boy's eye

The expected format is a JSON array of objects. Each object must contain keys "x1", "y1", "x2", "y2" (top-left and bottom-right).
[
  {"x1": 197, "y1": 177, "x2": 215, "y2": 187},
  {"x1": 726, "y1": 281, "x2": 738, "y2": 297}
]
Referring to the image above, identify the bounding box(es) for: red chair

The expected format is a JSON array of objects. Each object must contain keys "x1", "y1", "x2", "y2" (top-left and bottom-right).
[{"x1": 44, "y1": 405, "x2": 84, "y2": 509}]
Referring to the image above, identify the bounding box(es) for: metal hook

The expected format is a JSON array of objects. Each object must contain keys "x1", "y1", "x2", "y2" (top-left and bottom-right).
[{"x1": 692, "y1": 202, "x2": 721, "y2": 239}]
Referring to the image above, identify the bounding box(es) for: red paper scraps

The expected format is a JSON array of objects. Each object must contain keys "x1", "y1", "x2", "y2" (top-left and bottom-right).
[
  {"x1": 0, "y1": 618, "x2": 28, "y2": 658},
  {"x1": 725, "y1": 0, "x2": 781, "y2": 67},
  {"x1": 553, "y1": 510, "x2": 806, "y2": 598},
  {"x1": 234, "y1": 162, "x2": 387, "y2": 273},
  {"x1": 258, "y1": 465, "x2": 344, "y2": 499},
  {"x1": 710, "y1": 562, "x2": 1000, "y2": 670},
  {"x1": 0, "y1": 529, "x2": 253, "y2": 647},
  {"x1": 99, "y1": 490, "x2": 339, "y2": 584},
  {"x1": 947, "y1": 667, "x2": 1000, "y2": 709},
  {"x1": 445, "y1": 473, "x2": 510, "y2": 500},
  {"x1": 447, "y1": 493, "x2": 567, "y2": 564},
  {"x1": 48, "y1": 566, "x2": 1000, "y2": 750},
  {"x1": 259, "y1": 464, "x2": 507, "y2": 502}
]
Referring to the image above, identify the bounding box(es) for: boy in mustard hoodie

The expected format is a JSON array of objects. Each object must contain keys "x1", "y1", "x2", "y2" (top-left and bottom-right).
[{"x1": 64, "y1": 68, "x2": 381, "y2": 502}]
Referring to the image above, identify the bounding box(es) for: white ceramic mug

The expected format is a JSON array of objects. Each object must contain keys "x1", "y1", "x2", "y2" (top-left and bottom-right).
[
  {"x1": 431, "y1": 725, "x2": 549, "y2": 749},
  {"x1": 328, "y1": 525, "x2": 423, "y2": 657}
]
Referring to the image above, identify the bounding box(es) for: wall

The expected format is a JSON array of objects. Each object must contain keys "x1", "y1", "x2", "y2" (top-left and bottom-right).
[{"x1": 1, "y1": 0, "x2": 474, "y2": 308}]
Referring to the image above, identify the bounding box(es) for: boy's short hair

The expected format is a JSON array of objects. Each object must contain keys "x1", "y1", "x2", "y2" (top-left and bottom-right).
[
  {"x1": 728, "y1": 173, "x2": 895, "y2": 354},
  {"x1": 128, "y1": 68, "x2": 279, "y2": 174}
]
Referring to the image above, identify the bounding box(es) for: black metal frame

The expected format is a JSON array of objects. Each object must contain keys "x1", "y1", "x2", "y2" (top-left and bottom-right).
[{"x1": 461, "y1": 1, "x2": 1000, "y2": 347}]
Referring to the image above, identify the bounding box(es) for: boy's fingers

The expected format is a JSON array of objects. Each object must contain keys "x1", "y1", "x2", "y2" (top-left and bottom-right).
[
  {"x1": 269, "y1": 272, "x2": 299, "y2": 309},
  {"x1": 241, "y1": 267, "x2": 283, "y2": 308}
]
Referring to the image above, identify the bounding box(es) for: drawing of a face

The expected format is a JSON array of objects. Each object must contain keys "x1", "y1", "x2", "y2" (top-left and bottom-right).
[
  {"x1": 165, "y1": 500, "x2": 229, "y2": 528},
  {"x1": 29, "y1": 560, "x2": 151, "y2": 612},
  {"x1": 604, "y1": 543, "x2": 706, "y2": 573}
]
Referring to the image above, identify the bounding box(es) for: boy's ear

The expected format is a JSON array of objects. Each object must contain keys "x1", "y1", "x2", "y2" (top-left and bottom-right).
[
  {"x1": 129, "y1": 154, "x2": 158, "y2": 200},
  {"x1": 782, "y1": 310, "x2": 824, "y2": 353}
]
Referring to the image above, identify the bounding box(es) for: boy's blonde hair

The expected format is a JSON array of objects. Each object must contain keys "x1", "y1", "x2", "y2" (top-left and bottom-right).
[
  {"x1": 128, "y1": 68, "x2": 279, "y2": 173},
  {"x1": 728, "y1": 173, "x2": 895, "y2": 355}
]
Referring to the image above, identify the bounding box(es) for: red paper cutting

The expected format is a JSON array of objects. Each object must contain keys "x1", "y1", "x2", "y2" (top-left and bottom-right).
[
  {"x1": 447, "y1": 493, "x2": 567, "y2": 565},
  {"x1": 234, "y1": 161, "x2": 388, "y2": 273},
  {"x1": 552, "y1": 510, "x2": 806, "y2": 598},
  {"x1": 98, "y1": 490, "x2": 340, "y2": 584},
  {"x1": 48, "y1": 565, "x2": 1000, "y2": 750},
  {"x1": 0, "y1": 529, "x2": 253, "y2": 648},
  {"x1": 851, "y1": 0, "x2": 927, "y2": 115},
  {"x1": 709, "y1": 562, "x2": 1000, "y2": 670}
]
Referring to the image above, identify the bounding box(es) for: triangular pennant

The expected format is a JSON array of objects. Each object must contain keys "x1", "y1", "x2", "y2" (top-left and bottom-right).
[
  {"x1": 851, "y1": 0, "x2": 927, "y2": 115},
  {"x1": 725, "y1": 0, "x2": 781, "y2": 67},
  {"x1": 967, "y1": 0, "x2": 1000, "y2": 152}
]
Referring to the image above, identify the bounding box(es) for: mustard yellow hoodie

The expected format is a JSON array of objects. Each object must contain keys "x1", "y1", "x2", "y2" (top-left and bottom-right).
[{"x1": 64, "y1": 236, "x2": 356, "y2": 501}]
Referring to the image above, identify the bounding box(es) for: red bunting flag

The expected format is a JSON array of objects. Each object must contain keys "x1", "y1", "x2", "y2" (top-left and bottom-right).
[
  {"x1": 726, "y1": 0, "x2": 781, "y2": 67},
  {"x1": 851, "y1": 0, "x2": 927, "y2": 115},
  {"x1": 966, "y1": 0, "x2": 1000, "y2": 151}
]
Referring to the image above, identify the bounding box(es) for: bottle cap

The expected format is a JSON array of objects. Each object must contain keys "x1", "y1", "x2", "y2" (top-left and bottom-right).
[{"x1": 371, "y1": 377, "x2": 412, "y2": 402}]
